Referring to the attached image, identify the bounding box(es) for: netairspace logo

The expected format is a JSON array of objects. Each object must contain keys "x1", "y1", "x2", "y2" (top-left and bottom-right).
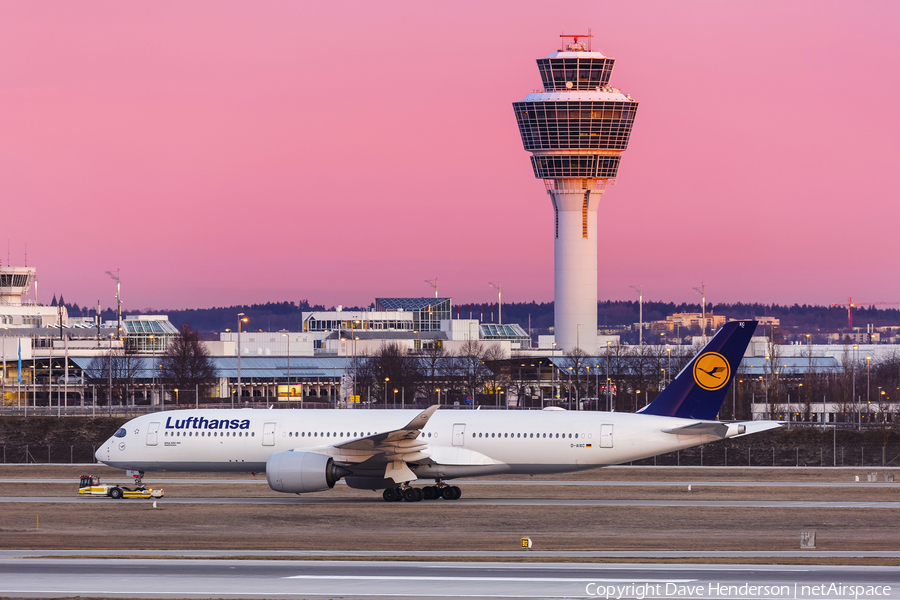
[{"x1": 584, "y1": 581, "x2": 893, "y2": 599}]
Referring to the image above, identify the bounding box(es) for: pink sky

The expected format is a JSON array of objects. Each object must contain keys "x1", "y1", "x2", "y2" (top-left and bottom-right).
[{"x1": 1, "y1": 1, "x2": 898, "y2": 311}]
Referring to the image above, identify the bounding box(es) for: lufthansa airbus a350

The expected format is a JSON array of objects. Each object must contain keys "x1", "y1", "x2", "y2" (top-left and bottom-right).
[{"x1": 97, "y1": 321, "x2": 779, "y2": 502}]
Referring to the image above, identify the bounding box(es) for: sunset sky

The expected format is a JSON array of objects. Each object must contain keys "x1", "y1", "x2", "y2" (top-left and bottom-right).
[{"x1": 1, "y1": 1, "x2": 897, "y2": 311}]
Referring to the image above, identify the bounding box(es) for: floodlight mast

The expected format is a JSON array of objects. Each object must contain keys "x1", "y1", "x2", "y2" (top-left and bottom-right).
[
  {"x1": 489, "y1": 281, "x2": 502, "y2": 325},
  {"x1": 425, "y1": 278, "x2": 438, "y2": 298},
  {"x1": 105, "y1": 269, "x2": 122, "y2": 338},
  {"x1": 513, "y1": 32, "x2": 639, "y2": 354}
]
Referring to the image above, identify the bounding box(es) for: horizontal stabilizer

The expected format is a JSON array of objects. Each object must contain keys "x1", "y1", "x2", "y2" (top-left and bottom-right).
[
  {"x1": 662, "y1": 422, "x2": 729, "y2": 437},
  {"x1": 731, "y1": 421, "x2": 782, "y2": 437}
]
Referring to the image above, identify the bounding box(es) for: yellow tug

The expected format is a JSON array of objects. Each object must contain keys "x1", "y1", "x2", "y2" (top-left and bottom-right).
[{"x1": 78, "y1": 474, "x2": 163, "y2": 499}]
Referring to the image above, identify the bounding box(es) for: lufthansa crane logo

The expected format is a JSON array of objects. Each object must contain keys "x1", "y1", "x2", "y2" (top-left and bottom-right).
[{"x1": 692, "y1": 352, "x2": 731, "y2": 391}]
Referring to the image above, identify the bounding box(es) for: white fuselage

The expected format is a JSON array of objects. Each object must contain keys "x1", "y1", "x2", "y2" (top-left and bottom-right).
[{"x1": 98, "y1": 408, "x2": 724, "y2": 479}]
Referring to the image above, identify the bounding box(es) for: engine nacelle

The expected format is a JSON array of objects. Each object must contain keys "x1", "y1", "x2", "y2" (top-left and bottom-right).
[{"x1": 266, "y1": 451, "x2": 349, "y2": 494}]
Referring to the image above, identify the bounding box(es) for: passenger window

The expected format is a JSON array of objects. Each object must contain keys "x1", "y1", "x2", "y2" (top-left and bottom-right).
[
  {"x1": 252, "y1": 432, "x2": 255, "y2": 437},
  {"x1": 301, "y1": 432, "x2": 305, "y2": 437},
  {"x1": 575, "y1": 433, "x2": 578, "y2": 439},
  {"x1": 504, "y1": 433, "x2": 508, "y2": 438},
  {"x1": 289, "y1": 432, "x2": 293, "y2": 437}
]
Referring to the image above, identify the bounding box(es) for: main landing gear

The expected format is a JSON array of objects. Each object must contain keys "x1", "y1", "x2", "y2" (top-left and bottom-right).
[{"x1": 382, "y1": 480, "x2": 461, "y2": 502}]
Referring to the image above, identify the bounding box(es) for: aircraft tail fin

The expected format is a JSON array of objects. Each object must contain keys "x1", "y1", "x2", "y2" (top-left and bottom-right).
[{"x1": 640, "y1": 320, "x2": 757, "y2": 420}]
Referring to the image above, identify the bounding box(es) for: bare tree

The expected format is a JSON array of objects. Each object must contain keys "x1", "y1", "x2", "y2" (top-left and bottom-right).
[
  {"x1": 366, "y1": 342, "x2": 421, "y2": 405},
  {"x1": 85, "y1": 346, "x2": 141, "y2": 405},
  {"x1": 160, "y1": 324, "x2": 217, "y2": 404},
  {"x1": 418, "y1": 342, "x2": 447, "y2": 404}
]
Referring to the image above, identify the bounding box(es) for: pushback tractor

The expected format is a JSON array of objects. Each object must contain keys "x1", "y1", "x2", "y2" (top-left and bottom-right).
[{"x1": 78, "y1": 474, "x2": 164, "y2": 499}]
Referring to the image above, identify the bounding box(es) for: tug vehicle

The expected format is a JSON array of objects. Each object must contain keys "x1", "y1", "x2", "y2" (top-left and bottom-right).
[{"x1": 78, "y1": 474, "x2": 163, "y2": 499}]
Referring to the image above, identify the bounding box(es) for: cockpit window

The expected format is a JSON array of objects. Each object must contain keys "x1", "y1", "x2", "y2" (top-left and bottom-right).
[{"x1": 113, "y1": 428, "x2": 127, "y2": 438}]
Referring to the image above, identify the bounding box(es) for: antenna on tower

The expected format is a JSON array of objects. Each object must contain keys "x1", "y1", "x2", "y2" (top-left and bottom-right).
[
  {"x1": 489, "y1": 281, "x2": 502, "y2": 325},
  {"x1": 425, "y1": 277, "x2": 438, "y2": 298},
  {"x1": 105, "y1": 268, "x2": 122, "y2": 338},
  {"x1": 693, "y1": 282, "x2": 707, "y2": 342}
]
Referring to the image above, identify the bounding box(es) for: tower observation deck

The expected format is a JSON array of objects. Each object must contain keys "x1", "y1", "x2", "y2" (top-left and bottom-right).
[{"x1": 513, "y1": 35, "x2": 639, "y2": 354}]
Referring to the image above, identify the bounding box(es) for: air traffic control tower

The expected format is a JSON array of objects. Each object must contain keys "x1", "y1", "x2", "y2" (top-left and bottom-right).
[{"x1": 513, "y1": 34, "x2": 639, "y2": 354}]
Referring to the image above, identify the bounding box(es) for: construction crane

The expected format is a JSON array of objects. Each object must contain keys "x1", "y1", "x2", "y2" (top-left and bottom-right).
[
  {"x1": 489, "y1": 281, "x2": 501, "y2": 325},
  {"x1": 105, "y1": 269, "x2": 122, "y2": 338},
  {"x1": 425, "y1": 277, "x2": 438, "y2": 298},
  {"x1": 832, "y1": 297, "x2": 900, "y2": 330}
]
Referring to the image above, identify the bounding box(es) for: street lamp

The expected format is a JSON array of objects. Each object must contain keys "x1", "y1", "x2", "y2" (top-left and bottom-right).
[
  {"x1": 236, "y1": 313, "x2": 248, "y2": 409},
  {"x1": 281, "y1": 331, "x2": 290, "y2": 398},
  {"x1": 666, "y1": 347, "x2": 671, "y2": 386},
  {"x1": 867, "y1": 356, "x2": 872, "y2": 424},
  {"x1": 606, "y1": 340, "x2": 612, "y2": 412},
  {"x1": 174, "y1": 388, "x2": 179, "y2": 405},
  {"x1": 384, "y1": 377, "x2": 389, "y2": 405}
]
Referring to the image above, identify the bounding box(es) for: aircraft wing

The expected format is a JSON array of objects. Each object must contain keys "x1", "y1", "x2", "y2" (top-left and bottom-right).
[{"x1": 300, "y1": 405, "x2": 438, "y2": 483}]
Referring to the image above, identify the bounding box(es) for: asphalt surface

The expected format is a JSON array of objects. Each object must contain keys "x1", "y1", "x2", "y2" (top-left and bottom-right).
[
  {"x1": 4, "y1": 495, "x2": 900, "y2": 508},
  {"x1": 0, "y1": 558, "x2": 897, "y2": 599}
]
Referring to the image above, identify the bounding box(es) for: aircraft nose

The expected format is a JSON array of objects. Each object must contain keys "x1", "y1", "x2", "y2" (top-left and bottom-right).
[{"x1": 95, "y1": 441, "x2": 109, "y2": 464}]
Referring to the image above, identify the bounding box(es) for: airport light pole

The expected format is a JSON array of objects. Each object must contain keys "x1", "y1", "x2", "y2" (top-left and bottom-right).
[
  {"x1": 867, "y1": 356, "x2": 872, "y2": 426},
  {"x1": 606, "y1": 340, "x2": 611, "y2": 411},
  {"x1": 281, "y1": 331, "x2": 290, "y2": 398},
  {"x1": 236, "y1": 313, "x2": 247, "y2": 409}
]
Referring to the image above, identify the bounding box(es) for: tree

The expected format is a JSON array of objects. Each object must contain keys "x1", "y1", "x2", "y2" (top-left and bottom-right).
[
  {"x1": 366, "y1": 342, "x2": 421, "y2": 405},
  {"x1": 85, "y1": 346, "x2": 141, "y2": 405},
  {"x1": 160, "y1": 324, "x2": 217, "y2": 404}
]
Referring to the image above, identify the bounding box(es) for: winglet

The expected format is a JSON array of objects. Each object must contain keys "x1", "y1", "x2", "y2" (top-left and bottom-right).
[
  {"x1": 640, "y1": 320, "x2": 757, "y2": 420},
  {"x1": 401, "y1": 404, "x2": 438, "y2": 431}
]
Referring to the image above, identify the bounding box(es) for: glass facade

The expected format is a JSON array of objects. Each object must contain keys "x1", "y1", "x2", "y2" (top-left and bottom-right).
[
  {"x1": 375, "y1": 298, "x2": 451, "y2": 332},
  {"x1": 513, "y1": 100, "x2": 638, "y2": 151},
  {"x1": 536, "y1": 57, "x2": 615, "y2": 91},
  {"x1": 530, "y1": 155, "x2": 620, "y2": 179}
]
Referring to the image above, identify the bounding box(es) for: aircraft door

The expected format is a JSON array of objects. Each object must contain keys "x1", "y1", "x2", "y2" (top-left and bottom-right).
[
  {"x1": 146, "y1": 422, "x2": 159, "y2": 446},
  {"x1": 263, "y1": 422, "x2": 276, "y2": 446},
  {"x1": 600, "y1": 424, "x2": 613, "y2": 448},
  {"x1": 452, "y1": 423, "x2": 465, "y2": 447}
]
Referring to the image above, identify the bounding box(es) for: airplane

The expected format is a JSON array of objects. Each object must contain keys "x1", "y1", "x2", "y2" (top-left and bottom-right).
[{"x1": 96, "y1": 320, "x2": 780, "y2": 502}]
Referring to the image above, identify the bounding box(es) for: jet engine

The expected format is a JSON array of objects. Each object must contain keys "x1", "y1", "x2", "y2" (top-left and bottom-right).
[{"x1": 266, "y1": 451, "x2": 350, "y2": 493}]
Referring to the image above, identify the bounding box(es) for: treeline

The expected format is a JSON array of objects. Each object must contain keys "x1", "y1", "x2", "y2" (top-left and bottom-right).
[{"x1": 58, "y1": 299, "x2": 900, "y2": 336}]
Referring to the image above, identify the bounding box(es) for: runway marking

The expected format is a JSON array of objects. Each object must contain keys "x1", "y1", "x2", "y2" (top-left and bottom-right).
[{"x1": 282, "y1": 575, "x2": 695, "y2": 582}]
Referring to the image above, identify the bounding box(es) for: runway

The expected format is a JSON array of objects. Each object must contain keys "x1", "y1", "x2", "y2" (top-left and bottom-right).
[
  {"x1": 0, "y1": 558, "x2": 897, "y2": 599},
  {"x1": 3, "y1": 495, "x2": 900, "y2": 508},
  {"x1": 6, "y1": 549, "x2": 900, "y2": 559},
  {"x1": 3, "y1": 477, "x2": 899, "y2": 488}
]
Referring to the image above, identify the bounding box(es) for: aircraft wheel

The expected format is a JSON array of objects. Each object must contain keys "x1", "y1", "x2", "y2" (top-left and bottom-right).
[
  {"x1": 109, "y1": 487, "x2": 124, "y2": 500},
  {"x1": 422, "y1": 486, "x2": 437, "y2": 500},
  {"x1": 440, "y1": 486, "x2": 455, "y2": 500},
  {"x1": 382, "y1": 488, "x2": 398, "y2": 502},
  {"x1": 450, "y1": 486, "x2": 462, "y2": 500},
  {"x1": 403, "y1": 487, "x2": 422, "y2": 502}
]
